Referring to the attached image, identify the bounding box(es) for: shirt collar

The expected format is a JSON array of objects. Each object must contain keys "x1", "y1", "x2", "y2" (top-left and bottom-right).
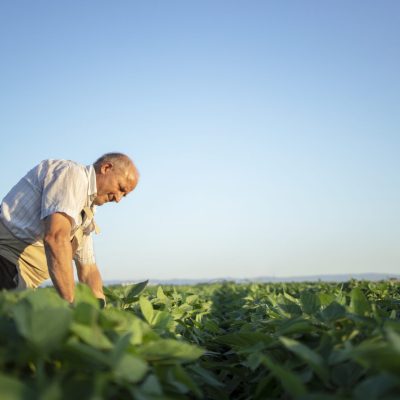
[{"x1": 86, "y1": 165, "x2": 97, "y2": 205}]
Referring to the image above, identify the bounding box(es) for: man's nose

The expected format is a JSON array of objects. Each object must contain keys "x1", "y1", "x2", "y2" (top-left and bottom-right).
[{"x1": 114, "y1": 193, "x2": 123, "y2": 203}]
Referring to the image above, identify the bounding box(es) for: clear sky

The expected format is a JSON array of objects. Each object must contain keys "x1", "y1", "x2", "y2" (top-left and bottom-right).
[{"x1": 1, "y1": 1, "x2": 399, "y2": 281}]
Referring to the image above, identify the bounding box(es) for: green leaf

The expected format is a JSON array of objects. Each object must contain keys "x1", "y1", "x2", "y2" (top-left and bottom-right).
[
  {"x1": 65, "y1": 338, "x2": 111, "y2": 366},
  {"x1": 157, "y1": 286, "x2": 168, "y2": 302},
  {"x1": 73, "y1": 302, "x2": 99, "y2": 326},
  {"x1": 140, "y1": 374, "x2": 163, "y2": 395},
  {"x1": 217, "y1": 332, "x2": 273, "y2": 348},
  {"x1": 204, "y1": 319, "x2": 220, "y2": 333},
  {"x1": 22, "y1": 287, "x2": 67, "y2": 309},
  {"x1": 12, "y1": 300, "x2": 72, "y2": 353},
  {"x1": 0, "y1": 374, "x2": 34, "y2": 400},
  {"x1": 70, "y1": 322, "x2": 113, "y2": 350},
  {"x1": 187, "y1": 365, "x2": 224, "y2": 388},
  {"x1": 74, "y1": 283, "x2": 99, "y2": 307},
  {"x1": 300, "y1": 291, "x2": 321, "y2": 314},
  {"x1": 110, "y1": 332, "x2": 132, "y2": 364},
  {"x1": 103, "y1": 286, "x2": 122, "y2": 302},
  {"x1": 246, "y1": 352, "x2": 264, "y2": 371},
  {"x1": 278, "y1": 302, "x2": 303, "y2": 317},
  {"x1": 276, "y1": 318, "x2": 314, "y2": 336},
  {"x1": 283, "y1": 292, "x2": 299, "y2": 303},
  {"x1": 185, "y1": 295, "x2": 199, "y2": 305},
  {"x1": 261, "y1": 354, "x2": 307, "y2": 397},
  {"x1": 124, "y1": 280, "x2": 149, "y2": 299},
  {"x1": 14, "y1": 288, "x2": 69, "y2": 311},
  {"x1": 138, "y1": 339, "x2": 204, "y2": 362},
  {"x1": 113, "y1": 354, "x2": 148, "y2": 383},
  {"x1": 100, "y1": 308, "x2": 152, "y2": 345},
  {"x1": 178, "y1": 304, "x2": 193, "y2": 314},
  {"x1": 140, "y1": 296, "x2": 154, "y2": 324},
  {"x1": 386, "y1": 327, "x2": 400, "y2": 353},
  {"x1": 350, "y1": 287, "x2": 371, "y2": 316},
  {"x1": 152, "y1": 310, "x2": 173, "y2": 332},
  {"x1": 320, "y1": 301, "x2": 346, "y2": 321},
  {"x1": 39, "y1": 381, "x2": 63, "y2": 400},
  {"x1": 297, "y1": 394, "x2": 349, "y2": 400},
  {"x1": 319, "y1": 293, "x2": 335, "y2": 306},
  {"x1": 353, "y1": 373, "x2": 400, "y2": 400},
  {"x1": 171, "y1": 364, "x2": 202, "y2": 397},
  {"x1": 349, "y1": 340, "x2": 400, "y2": 374},
  {"x1": 254, "y1": 375, "x2": 274, "y2": 398},
  {"x1": 279, "y1": 336, "x2": 329, "y2": 383},
  {"x1": 330, "y1": 362, "x2": 364, "y2": 388}
]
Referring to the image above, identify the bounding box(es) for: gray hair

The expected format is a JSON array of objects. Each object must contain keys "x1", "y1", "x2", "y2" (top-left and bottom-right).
[{"x1": 93, "y1": 152, "x2": 138, "y2": 177}]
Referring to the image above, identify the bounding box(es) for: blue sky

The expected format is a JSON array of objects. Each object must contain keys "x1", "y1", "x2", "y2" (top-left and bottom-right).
[{"x1": 1, "y1": 1, "x2": 399, "y2": 281}]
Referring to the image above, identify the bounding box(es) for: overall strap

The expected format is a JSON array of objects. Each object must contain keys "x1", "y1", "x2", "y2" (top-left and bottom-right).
[
  {"x1": 71, "y1": 207, "x2": 100, "y2": 253},
  {"x1": 82, "y1": 206, "x2": 101, "y2": 234}
]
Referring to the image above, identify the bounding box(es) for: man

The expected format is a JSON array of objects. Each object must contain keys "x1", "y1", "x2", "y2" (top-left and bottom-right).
[{"x1": 0, "y1": 152, "x2": 139, "y2": 303}]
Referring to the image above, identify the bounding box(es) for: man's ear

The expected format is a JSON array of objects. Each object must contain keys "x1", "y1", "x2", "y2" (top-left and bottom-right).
[{"x1": 100, "y1": 162, "x2": 113, "y2": 174}]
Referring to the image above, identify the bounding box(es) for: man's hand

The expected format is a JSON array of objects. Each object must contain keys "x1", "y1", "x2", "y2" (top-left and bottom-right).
[{"x1": 43, "y1": 212, "x2": 75, "y2": 303}]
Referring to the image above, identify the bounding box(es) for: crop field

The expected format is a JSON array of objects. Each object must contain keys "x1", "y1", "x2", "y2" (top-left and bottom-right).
[{"x1": 0, "y1": 280, "x2": 399, "y2": 399}]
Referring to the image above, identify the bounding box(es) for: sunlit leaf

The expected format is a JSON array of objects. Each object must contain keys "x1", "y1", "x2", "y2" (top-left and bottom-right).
[
  {"x1": 137, "y1": 339, "x2": 204, "y2": 362},
  {"x1": 140, "y1": 295, "x2": 154, "y2": 324},
  {"x1": 157, "y1": 286, "x2": 168, "y2": 302}
]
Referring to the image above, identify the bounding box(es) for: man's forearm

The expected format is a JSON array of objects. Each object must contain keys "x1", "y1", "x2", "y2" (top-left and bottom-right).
[
  {"x1": 44, "y1": 238, "x2": 75, "y2": 302},
  {"x1": 76, "y1": 263, "x2": 105, "y2": 299}
]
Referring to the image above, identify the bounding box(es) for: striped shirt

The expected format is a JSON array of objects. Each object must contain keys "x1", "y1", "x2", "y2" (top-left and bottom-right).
[{"x1": 0, "y1": 159, "x2": 98, "y2": 266}]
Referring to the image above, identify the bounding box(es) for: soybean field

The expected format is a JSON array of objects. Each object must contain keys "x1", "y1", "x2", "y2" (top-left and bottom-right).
[{"x1": 0, "y1": 279, "x2": 399, "y2": 399}]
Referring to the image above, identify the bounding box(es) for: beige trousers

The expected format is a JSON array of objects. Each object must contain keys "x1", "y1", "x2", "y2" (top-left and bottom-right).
[{"x1": 0, "y1": 220, "x2": 48, "y2": 288}]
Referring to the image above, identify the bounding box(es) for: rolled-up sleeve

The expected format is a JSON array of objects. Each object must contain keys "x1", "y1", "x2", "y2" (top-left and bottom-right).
[{"x1": 40, "y1": 164, "x2": 87, "y2": 228}]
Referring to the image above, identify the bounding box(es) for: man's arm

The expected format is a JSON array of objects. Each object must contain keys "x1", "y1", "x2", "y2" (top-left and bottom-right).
[
  {"x1": 43, "y1": 212, "x2": 75, "y2": 302},
  {"x1": 75, "y1": 261, "x2": 105, "y2": 300}
]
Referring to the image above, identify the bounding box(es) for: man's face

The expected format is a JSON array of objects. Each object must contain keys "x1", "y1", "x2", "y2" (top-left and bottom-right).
[{"x1": 93, "y1": 162, "x2": 138, "y2": 206}]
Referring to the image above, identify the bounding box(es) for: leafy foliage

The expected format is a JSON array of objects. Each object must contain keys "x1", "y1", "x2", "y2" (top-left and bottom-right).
[{"x1": 0, "y1": 279, "x2": 399, "y2": 398}]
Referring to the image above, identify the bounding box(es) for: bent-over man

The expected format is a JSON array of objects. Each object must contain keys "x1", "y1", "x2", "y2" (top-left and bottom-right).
[{"x1": 0, "y1": 152, "x2": 139, "y2": 303}]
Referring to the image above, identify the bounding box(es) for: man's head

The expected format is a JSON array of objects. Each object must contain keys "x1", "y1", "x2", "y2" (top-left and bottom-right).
[{"x1": 93, "y1": 153, "x2": 139, "y2": 206}]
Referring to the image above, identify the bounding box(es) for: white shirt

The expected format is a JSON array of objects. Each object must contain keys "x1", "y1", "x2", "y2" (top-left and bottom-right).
[{"x1": 0, "y1": 159, "x2": 97, "y2": 265}]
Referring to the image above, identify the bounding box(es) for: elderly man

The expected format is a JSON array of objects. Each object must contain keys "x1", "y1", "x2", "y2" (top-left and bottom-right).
[{"x1": 0, "y1": 152, "x2": 139, "y2": 303}]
